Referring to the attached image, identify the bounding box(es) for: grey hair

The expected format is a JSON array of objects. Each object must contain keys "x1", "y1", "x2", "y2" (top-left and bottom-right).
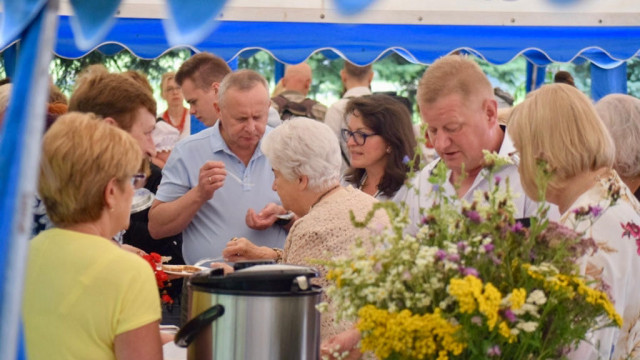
[
  {"x1": 218, "y1": 69, "x2": 269, "y2": 106},
  {"x1": 261, "y1": 117, "x2": 341, "y2": 192},
  {"x1": 595, "y1": 94, "x2": 640, "y2": 178},
  {"x1": 0, "y1": 83, "x2": 12, "y2": 113}
]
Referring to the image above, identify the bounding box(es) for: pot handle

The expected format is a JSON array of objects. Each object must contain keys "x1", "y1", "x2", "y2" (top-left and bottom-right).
[{"x1": 174, "y1": 304, "x2": 225, "y2": 348}]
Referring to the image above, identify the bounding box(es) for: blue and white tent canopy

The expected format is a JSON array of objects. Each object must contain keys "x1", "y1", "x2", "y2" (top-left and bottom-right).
[{"x1": 2, "y1": 0, "x2": 640, "y2": 68}]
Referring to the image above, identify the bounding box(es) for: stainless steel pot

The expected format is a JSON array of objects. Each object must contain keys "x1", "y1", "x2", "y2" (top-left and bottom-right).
[{"x1": 175, "y1": 263, "x2": 322, "y2": 360}]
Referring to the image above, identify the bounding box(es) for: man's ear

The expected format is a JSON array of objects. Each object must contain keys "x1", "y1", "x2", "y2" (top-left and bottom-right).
[
  {"x1": 340, "y1": 69, "x2": 347, "y2": 85},
  {"x1": 484, "y1": 98, "x2": 498, "y2": 125},
  {"x1": 103, "y1": 117, "x2": 118, "y2": 127},
  {"x1": 367, "y1": 71, "x2": 374, "y2": 85},
  {"x1": 211, "y1": 82, "x2": 219, "y2": 94}
]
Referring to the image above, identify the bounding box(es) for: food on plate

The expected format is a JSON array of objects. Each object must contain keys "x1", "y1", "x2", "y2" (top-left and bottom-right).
[{"x1": 162, "y1": 264, "x2": 204, "y2": 274}]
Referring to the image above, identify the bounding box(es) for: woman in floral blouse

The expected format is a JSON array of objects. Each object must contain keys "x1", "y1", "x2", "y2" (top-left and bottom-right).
[{"x1": 508, "y1": 83, "x2": 640, "y2": 360}]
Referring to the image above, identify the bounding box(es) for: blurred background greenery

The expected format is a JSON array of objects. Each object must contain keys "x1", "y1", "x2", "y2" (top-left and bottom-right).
[{"x1": 2, "y1": 49, "x2": 638, "y2": 123}]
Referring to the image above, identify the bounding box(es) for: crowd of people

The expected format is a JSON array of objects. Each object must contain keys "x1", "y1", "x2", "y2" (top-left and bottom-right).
[{"x1": 9, "y1": 52, "x2": 640, "y2": 360}]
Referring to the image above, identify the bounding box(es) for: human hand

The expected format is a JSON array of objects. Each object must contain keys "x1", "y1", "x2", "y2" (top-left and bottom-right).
[
  {"x1": 320, "y1": 328, "x2": 362, "y2": 360},
  {"x1": 197, "y1": 161, "x2": 226, "y2": 201},
  {"x1": 246, "y1": 203, "x2": 287, "y2": 230},
  {"x1": 210, "y1": 262, "x2": 234, "y2": 275},
  {"x1": 222, "y1": 237, "x2": 276, "y2": 262}
]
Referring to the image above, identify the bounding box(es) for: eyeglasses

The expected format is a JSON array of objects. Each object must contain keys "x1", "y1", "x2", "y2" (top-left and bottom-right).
[
  {"x1": 130, "y1": 173, "x2": 147, "y2": 189},
  {"x1": 341, "y1": 129, "x2": 378, "y2": 146},
  {"x1": 164, "y1": 86, "x2": 181, "y2": 93}
]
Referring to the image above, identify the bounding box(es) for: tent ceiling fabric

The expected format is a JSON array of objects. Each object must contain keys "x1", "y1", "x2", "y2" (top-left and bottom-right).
[{"x1": 50, "y1": 16, "x2": 640, "y2": 67}]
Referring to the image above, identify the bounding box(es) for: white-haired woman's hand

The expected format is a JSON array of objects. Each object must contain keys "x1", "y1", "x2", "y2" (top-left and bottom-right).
[
  {"x1": 245, "y1": 203, "x2": 287, "y2": 230},
  {"x1": 221, "y1": 237, "x2": 279, "y2": 262},
  {"x1": 320, "y1": 328, "x2": 362, "y2": 360}
]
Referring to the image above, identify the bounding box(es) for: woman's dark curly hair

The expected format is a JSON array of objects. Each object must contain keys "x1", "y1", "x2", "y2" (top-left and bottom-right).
[{"x1": 343, "y1": 94, "x2": 419, "y2": 197}]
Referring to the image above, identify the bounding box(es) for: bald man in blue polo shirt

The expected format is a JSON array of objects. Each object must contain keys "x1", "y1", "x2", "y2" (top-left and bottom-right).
[{"x1": 149, "y1": 70, "x2": 288, "y2": 265}]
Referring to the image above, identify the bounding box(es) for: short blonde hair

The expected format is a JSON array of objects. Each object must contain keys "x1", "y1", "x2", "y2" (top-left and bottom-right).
[
  {"x1": 39, "y1": 112, "x2": 142, "y2": 227},
  {"x1": 161, "y1": 72, "x2": 177, "y2": 94},
  {"x1": 507, "y1": 84, "x2": 615, "y2": 200},
  {"x1": 417, "y1": 55, "x2": 493, "y2": 106},
  {"x1": 595, "y1": 94, "x2": 640, "y2": 179},
  {"x1": 218, "y1": 69, "x2": 269, "y2": 107}
]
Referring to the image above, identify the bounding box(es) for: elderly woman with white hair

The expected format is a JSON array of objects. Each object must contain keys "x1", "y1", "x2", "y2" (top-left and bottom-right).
[
  {"x1": 595, "y1": 94, "x2": 640, "y2": 201},
  {"x1": 223, "y1": 117, "x2": 389, "y2": 340}
]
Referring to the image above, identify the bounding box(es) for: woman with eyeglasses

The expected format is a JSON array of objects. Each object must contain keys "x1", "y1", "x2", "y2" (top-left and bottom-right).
[
  {"x1": 159, "y1": 71, "x2": 190, "y2": 140},
  {"x1": 341, "y1": 94, "x2": 419, "y2": 200},
  {"x1": 23, "y1": 112, "x2": 163, "y2": 360}
]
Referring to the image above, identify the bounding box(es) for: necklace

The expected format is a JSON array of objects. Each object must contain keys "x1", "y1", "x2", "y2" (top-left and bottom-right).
[{"x1": 311, "y1": 185, "x2": 340, "y2": 208}]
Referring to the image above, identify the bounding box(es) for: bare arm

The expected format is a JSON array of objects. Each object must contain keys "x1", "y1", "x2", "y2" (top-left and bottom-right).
[
  {"x1": 148, "y1": 161, "x2": 226, "y2": 239},
  {"x1": 114, "y1": 320, "x2": 162, "y2": 360}
]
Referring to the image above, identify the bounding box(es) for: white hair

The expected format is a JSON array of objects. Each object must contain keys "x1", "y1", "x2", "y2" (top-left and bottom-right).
[
  {"x1": 0, "y1": 83, "x2": 12, "y2": 113},
  {"x1": 596, "y1": 94, "x2": 640, "y2": 178},
  {"x1": 261, "y1": 117, "x2": 341, "y2": 192}
]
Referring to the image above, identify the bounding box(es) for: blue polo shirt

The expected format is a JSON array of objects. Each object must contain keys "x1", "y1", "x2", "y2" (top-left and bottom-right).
[{"x1": 156, "y1": 122, "x2": 286, "y2": 264}]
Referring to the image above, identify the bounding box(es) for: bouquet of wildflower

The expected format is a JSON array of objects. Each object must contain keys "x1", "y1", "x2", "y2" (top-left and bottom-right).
[
  {"x1": 141, "y1": 252, "x2": 173, "y2": 304},
  {"x1": 322, "y1": 152, "x2": 621, "y2": 360}
]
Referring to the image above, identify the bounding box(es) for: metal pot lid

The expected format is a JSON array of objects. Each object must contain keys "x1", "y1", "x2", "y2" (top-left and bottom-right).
[{"x1": 189, "y1": 263, "x2": 319, "y2": 294}]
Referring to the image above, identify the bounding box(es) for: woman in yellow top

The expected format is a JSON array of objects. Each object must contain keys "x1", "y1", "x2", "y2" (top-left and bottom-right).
[{"x1": 23, "y1": 112, "x2": 163, "y2": 360}]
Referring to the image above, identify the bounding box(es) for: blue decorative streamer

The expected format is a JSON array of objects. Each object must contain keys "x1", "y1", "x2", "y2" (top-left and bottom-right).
[
  {"x1": 163, "y1": 0, "x2": 227, "y2": 46},
  {"x1": 68, "y1": 0, "x2": 121, "y2": 50}
]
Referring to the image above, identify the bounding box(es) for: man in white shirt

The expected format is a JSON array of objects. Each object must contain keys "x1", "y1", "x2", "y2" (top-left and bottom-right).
[
  {"x1": 324, "y1": 62, "x2": 374, "y2": 171},
  {"x1": 393, "y1": 55, "x2": 549, "y2": 234}
]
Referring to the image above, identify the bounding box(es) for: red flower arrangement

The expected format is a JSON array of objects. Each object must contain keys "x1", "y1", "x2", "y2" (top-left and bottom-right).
[{"x1": 141, "y1": 252, "x2": 173, "y2": 304}]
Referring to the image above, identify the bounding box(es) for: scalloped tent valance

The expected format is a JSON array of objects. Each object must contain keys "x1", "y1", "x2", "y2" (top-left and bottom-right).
[{"x1": 36, "y1": 17, "x2": 640, "y2": 68}]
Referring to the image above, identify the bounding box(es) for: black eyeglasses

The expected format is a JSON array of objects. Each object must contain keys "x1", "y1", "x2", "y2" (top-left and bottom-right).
[
  {"x1": 130, "y1": 173, "x2": 147, "y2": 189},
  {"x1": 341, "y1": 129, "x2": 378, "y2": 146}
]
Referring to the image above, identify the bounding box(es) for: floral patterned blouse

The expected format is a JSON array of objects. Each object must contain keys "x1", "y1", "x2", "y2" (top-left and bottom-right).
[{"x1": 561, "y1": 169, "x2": 640, "y2": 360}]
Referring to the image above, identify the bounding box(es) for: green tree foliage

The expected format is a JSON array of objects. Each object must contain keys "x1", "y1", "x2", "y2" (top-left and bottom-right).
[
  {"x1": 50, "y1": 48, "x2": 191, "y2": 106},
  {"x1": 627, "y1": 58, "x2": 640, "y2": 98}
]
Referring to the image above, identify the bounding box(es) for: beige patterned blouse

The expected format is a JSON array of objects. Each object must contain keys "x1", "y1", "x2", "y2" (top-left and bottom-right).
[{"x1": 283, "y1": 186, "x2": 390, "y2": 340}]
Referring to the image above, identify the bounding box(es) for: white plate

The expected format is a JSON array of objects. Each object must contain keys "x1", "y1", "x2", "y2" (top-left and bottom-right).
[{"x1": 162, "y1": 264, "x2": 208, "y2": 276}]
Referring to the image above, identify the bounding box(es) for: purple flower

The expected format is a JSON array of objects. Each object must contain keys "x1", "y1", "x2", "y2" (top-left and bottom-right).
[
  {"x1": 588, "y1": 205, "x2": 603, "y2": 217},
  {"x1": 463, "y1": 210, "x2": 482, "y2": 224},
  {"x1": 435, "y1": 250, "x2": 447, "y2": 261},
  {"x1": 462, "y1": 267, "x2": 479, "y2": 277},
  {"x1": 447, "y1": 253, "x2": 460, "y2": 263},
  {"x1": 511, "y1": 221, "x2": 524, "y2": 233},
  {"x1": 487, "y1": 345, "x2": 502, "y2": 357},
  {"x1": 503, "y1": 308, "x2": 517, "y2": 323},
  {"x1": 484, "y1": 243, "x2": 495, "y2": 253},
  {"x1": 402, "y1": 155, "x2": 410, "y2": 165},
  {"x1": 494, "y1": 176, "x2": 502, "y2": 185},
  {"x1": 457, "y1": 241, "x2": 467, "y2": 252},
  {"x1": 432, "y1": 184, "x2": 441, "y2": 192}
]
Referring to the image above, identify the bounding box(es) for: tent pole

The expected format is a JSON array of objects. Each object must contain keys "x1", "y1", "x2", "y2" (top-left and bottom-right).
[
  {"x1": 0, "y1": 1, "x2": 59, "y2": 359},
  {"x1": 1, "y1": 43, "x2": 20, "y2": 79},
  {"x1": 526, "y1": 60, "x2": 546, "y2": 93}
]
